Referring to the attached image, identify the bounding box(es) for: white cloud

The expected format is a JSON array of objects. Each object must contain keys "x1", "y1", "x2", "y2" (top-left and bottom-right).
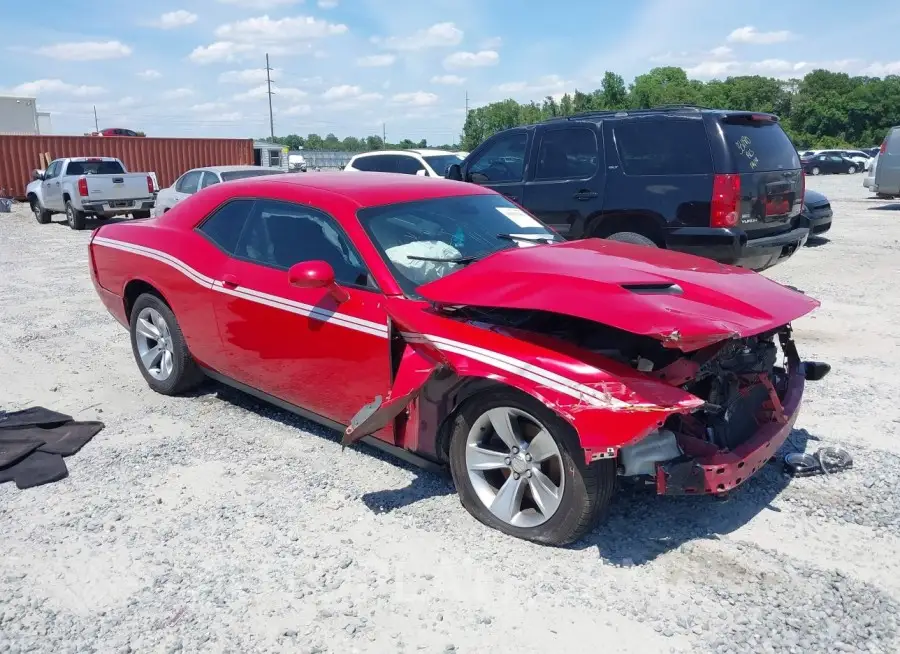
[
  {"x1": 356, "y1": 54, "x2": 396, "y2": 67},
  {"x1": 137, "y1": 69, "x2": 162, "y2": 80},
  {"x1": 727, "y1": 26, "x2": 794, "y2": 45},
  {"x1": 374, "y1": 22, "x2": 463, "y2": 51},
  {"x1": 280, "y1": 104, "x2": 312, "y2": 116},
  {"x1": 9, "y1": 79, "x2": 106, "y2": 97},
  {"x1": 155, "y1": 10, "x2": 197, "y2": 29},
  {"x1": 494, "y1": 75, "x2": 572, "y2": 96},
  {"x1": 481, "y1": 36, "x2": 502, "y2": 49},
  {"x1": 35, "y1": 40, "x2": 132, "y2": 61},
  {"x1": 190, "y1": 102, "x2": 228, "y2": 112},
  {"x1": 217, "y1": 0, "x2": 301, "y2": 7},
  {"x1": 392, "y1": 91, "x2": 439, "y2": 107},
  {"x1": 318, "y1": 0, "x2": 338, "y2": 7},
  {"x1": 162, "y1": 88, "x2": 195, "y2": 100},
  {"x1": 431, "y1": 74, "x2": 465, "y2": 85},
  {"x1": 321, "y1": 85, "x2": 382, "y2": 109},
  {"x1": 862, "y1": 61, "x2": 900, "y2": 76},
  {"x1": 709, "y1": 46, "x2": 732, "y2": 58},
  {"x1": 322, "y1": 84, "x2": 364, "y2": 100},
  {"x1": 219, "y1": 68, "x2": 281, "y2": 84},
  {"x1": 214, "y1": 15, "x2": 348, "y2": 43},
  {"x1": 233, "y1": 84, "x2": 308, "y2": 101},
  {"x1": 443, "y1": 50, "x2": 499, "y2": 69},
  {"x1": 189, "y1": 41, "x2": 255, "y2": 64},
  {"x1": 685, "y1": 58, "x2": 815, "y2": 79}
]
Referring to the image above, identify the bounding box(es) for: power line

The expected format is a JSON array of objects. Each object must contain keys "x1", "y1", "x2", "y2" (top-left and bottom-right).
[{"x1": 265, "y1": 53, "x2": 275, "y2": 141}]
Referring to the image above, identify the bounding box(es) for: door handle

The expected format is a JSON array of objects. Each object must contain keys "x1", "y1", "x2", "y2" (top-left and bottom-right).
[
  {"x1": 221, "y1": 274, "x2": 239, "y2": 289},
  {"x1": 573, "y1": 190, "x2": 598, "y2": 200}
]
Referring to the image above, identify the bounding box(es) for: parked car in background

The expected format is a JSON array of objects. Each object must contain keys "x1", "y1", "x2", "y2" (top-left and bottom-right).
[
  {"x1": 152, "y1": 165, "x2": 287, "y2": 216},
  {"x1": 87, "y1": 171, "x2": 827, "y2": 546},
  {"x1": 816, "y1": 149, "x2": 871, "y2": 170},
  {"x1": 870, "y1": 127, "x2": 900, "y2": 199},
  {"x1": 799, "y1": 188, "x2": 832, "y2": 237},
  {"x1": 864, "y1": 152, "x2": 879, "y2": 191},
  {"x1": 345, "y1": 149, "x2": 465, "y2": 178},
  {"x1": 447, "y1": 106, "x2": 808, "y2": 272},
  {"x1": 26, "y1": 156, "x2": 155, "y2": 230},
  {"x1": 801, "y1": 153, "x2": 860, "y2": 175},
  {"x1": 288, "y1": 153, "x2": 308, "y2": 173},
  {"x1": 864, "y1": 147, "x2": 880, "y2": 157},
  {"x1": 91, "y1": 128, "x2": 144, "y2": 137}
]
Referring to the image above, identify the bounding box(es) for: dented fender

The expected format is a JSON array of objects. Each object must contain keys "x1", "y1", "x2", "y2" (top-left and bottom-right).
[{"x1": 343, "y1": 299, "x2": 704, "y2": 462}]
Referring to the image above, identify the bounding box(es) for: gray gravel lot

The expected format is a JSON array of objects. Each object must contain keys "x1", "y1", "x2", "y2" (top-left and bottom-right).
[{"x1": 1, "y1": 173, "x2": 899, "y2": 654}]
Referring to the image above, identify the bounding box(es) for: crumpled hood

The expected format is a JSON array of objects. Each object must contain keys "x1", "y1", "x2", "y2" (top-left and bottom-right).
[{"x1": 417, "y1": 239, "x2": 819, "y2": 351}]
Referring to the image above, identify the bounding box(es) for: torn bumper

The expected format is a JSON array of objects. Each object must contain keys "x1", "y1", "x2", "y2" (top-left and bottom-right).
[{"x1": 655, "y1": 362, "x2": 811, "y2": 496}]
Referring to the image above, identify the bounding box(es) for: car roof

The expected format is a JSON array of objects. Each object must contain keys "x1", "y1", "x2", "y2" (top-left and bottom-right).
[
  {"x1": 227, "y1": 170, "x2": 493, "y2": 207},
  {"x1": 192, "y1": 165, "x2": 275, "y2": 174},
  {"x1": 352, "y1": 149, "x2": 459, "y2": 158}
]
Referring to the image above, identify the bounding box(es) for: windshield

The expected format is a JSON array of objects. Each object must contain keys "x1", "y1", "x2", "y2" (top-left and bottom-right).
[
  {"x1": 65, "y1": 160, "x2": 125, "y2": 175},
  {"x1": 357, "y1": 194, "x2": 560, "y2": 295},
  {"x1": 220, "y1": 169, "x2": 285, "y2": 182},
  {"x1": 423, "y1": 154, "x2": 464, "y2": 177}
]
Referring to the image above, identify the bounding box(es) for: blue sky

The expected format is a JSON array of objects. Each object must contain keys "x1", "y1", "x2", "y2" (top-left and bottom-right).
[{"x1": 2, "y1": 0, "x2": 898, "y2": 143}]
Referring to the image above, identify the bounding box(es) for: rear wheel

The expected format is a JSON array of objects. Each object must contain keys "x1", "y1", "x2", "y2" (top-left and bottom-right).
[
  {"x1": 31, "y1": 199, "x2": 51, "y2": 224},
  {"x1": 448, "y1": 388, "x2": 616, "y2": 546},
  {"x1": 811, "y1": 167, "x2": 821, "y2": 175},
  {"x1": 65, "y1": 200, "x2": 86, "y2": 230},
  {"x1": 848, "y1": 165, "x2": 857, "y2": 174},
  {"x1": 129, "y1": 293, "x2": 204, "y2": 395},
  {"x1": 605, "y1": 231, "x2": 658, "y2": 247}
]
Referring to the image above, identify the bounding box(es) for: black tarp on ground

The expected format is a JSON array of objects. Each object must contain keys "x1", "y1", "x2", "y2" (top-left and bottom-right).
[{"x1": 0, "y1": 406, "x2": 104, "y2": 489}]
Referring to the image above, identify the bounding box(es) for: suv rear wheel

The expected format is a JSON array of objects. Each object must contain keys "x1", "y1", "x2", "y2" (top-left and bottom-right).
[{"x1": 605, "y1": 232, "x2": 658, "y2": 247}]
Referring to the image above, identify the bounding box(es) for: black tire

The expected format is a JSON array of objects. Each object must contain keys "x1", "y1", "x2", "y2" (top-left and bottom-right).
[
  {"x1": 811, "y1": 167, "x2": 821, "y2": 175},
  {"x1": 448, "y1": 388, "x2": 616, "y2": 547},
  {"x1": 848, "y1": 166, "x2": 857, "y2": 174},
  {"x1": 65, "y1": 200, "x2": 86, "y2": 230},
  {"x1": 129, "y1": 293, "x2": 204, "y2": 395},
  {"x1": 132, "y1": 210, "x2": 151, "y2": 219},
  {"x1": 605, "y1": 231, "x2": 658, "y2": 247},
  {"x1": 31, "y1": 199, "x2": 51, "y2": 224}
]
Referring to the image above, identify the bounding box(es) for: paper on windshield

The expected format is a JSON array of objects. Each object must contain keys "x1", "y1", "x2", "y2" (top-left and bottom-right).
[
  {"x1": 385, "y1": 240, "x2": 464, "y2": 285},
  {"x1": 496, "y1": 206, "x2": 543, "y2": 229}
]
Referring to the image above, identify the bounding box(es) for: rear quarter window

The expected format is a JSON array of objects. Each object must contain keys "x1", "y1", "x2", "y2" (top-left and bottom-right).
[
  {"x1": 613, "y1": 119, "x2": 713, "y2": 176},
  {"x1": 723, "y1": 122, "x2": 800, "y2": 172}
]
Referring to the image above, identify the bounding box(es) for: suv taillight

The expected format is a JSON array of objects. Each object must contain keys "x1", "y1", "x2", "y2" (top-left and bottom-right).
[
  {"x1": 880, "y1": 140, "x2": 887, "y2": 155},
  {"x1": 711, "y1": 174, "x2": 740, "y2": 228},
  {"x1": 146, "y1": 175, "x2": 154, "y2": 193},
  {"x1": 77, "y1": 177, "x2": 89, "y2": 197},
  {"x1": 800, "y1": 169, "x2": 806, "y2": 201}
]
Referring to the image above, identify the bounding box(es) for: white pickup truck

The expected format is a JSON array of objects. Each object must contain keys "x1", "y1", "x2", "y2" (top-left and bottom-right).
[{"x1": 26, "y1": 156, "x2": 156, "y2": 230}]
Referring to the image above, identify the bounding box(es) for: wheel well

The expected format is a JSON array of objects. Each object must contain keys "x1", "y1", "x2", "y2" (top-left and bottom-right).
[
  {"x1": 62, "y1": 192, "x2": 71, "y2": 203},
  {"x1": 423, "y1": 376, "x2": 505, "y2": 463},
  {"x1": 123, "y1": 280, "x2": 168, "y2": 321},
  {"x1": 26, "y1": 192, "x2": 37, "y2": 205},
  {"x1": 588, "y1": 213, "x2": 666, "y2": 246}
]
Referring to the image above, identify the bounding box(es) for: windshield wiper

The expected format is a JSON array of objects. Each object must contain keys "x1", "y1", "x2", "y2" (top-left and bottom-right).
[
  {"x1": 496, "y1": 233, "x2": 555, "y2": 244},
  {"x1": 405, "y1": 255, "x2": 480, "y2": 265}
]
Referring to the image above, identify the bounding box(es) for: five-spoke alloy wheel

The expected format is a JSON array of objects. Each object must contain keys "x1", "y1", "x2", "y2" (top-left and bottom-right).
[{"x1": 449, "y1": 389, "x2": 616, "y2": 546}]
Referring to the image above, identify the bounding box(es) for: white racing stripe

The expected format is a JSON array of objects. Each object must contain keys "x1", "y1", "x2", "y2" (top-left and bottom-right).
[{"x1": 92, "y1": 236, "x2": 388, "y2": 338}]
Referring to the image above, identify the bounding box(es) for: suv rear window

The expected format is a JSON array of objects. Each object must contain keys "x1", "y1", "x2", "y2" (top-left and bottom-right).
[
  {"x1": 613, "y1": 119, "x2": 713, "y2": 176},
  {"x1": 723, "y1": 121, "x2": 800, "y2": 172},
  {"x1": 65, "y1": 160, "x2": 125, "y2": 175}
]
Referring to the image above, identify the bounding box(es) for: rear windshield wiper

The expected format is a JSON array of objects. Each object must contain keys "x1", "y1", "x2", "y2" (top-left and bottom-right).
[
  {"x1": 404, "y1": 255, "x2": 480, "y2": 265},
  {"x1": 496, "y1": 233, "x2": 555, "y2": 244}
]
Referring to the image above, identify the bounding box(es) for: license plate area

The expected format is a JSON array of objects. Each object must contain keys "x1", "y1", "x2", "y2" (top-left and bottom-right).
[{"x1": 110, "y1": 200, "x2": 133, "y2": 208}]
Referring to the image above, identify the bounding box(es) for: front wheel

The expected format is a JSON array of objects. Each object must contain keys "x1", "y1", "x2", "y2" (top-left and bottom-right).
[
  {"x1": 848, "y1": 166, "x2": 857, "y2": 174},
  {"x1": 448, "y1": 388, "x2": 616, "y2": 546},
  {"x1": 31, "y1": 200, "x2": 51, "y2": 224},
  {"x1": 811, "y1": 167, "x2": 821, "y2": 175},
  {"x1": 129, "y1": 293, "x2": 204, "y2": 395},
  {"x1": 65, "y1": 200, "x2": 86, "y2": 230}
]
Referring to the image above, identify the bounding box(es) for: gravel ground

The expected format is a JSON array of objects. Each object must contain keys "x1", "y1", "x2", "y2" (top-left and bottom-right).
[{"x1": 1, "y1": 174, "x2": 899, "y2": 654}]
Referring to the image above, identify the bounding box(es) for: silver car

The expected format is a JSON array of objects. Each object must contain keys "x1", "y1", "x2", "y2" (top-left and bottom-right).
[
  {"x1": 870, "y1": 127, "x2": 900, "y2": 199},
  {"x1": 152, "y1": 165, "x2": 286, "y2": 216}
]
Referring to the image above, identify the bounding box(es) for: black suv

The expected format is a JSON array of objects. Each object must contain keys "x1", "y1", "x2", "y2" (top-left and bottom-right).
[{"x1": 447, "y1": 106, "x2": 808, "y2": 271}]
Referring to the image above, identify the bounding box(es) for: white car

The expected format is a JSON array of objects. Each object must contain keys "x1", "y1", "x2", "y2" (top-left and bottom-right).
[
  {"x1": 152, "y1": 165, "x2": 285, "y2": 216},
  {"x1": 344, "y1": 149, "x2": 465, "y2": 178}
]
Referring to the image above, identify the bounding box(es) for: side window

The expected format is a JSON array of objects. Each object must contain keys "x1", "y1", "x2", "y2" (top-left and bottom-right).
[
  {"x1": 365, "y1": 155, "x2": 398, "y2": 172},
  {"x1": 197, "y1": 199, "x2": 255, "y2": 254},
  {"x1": 176, "y1": 170, "x2": 202, "y2": 194},
  {"x1": 44, "y1": 161, "x2": 61, "y2": 179},
  {"x1": 352, "y1": 156, "x2": 378, "y2": 171},
  {"x1": 467, "y1": 131, "x2": 528, "y2": 183},
  {"x1": 613, "y1": 120, "x2": 713, "y2": 176},
  {"x1": 830, "y1": 156, "x2": 842, "y2": 162},
  {"x1": 200, "y1": 172, "x2": 220, "y2": 189},
  {"x1": 396, "y1": 156, "x2": 425, "y2": 175},
  {"x1": 535, "y1": 127, "x2": 599, "y2": 180},
  {"x1": 235, "y1": 200, "x2": 371, "y2": 288}
]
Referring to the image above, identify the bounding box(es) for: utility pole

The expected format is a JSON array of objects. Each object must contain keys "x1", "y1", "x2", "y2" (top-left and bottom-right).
[
  {"x1": 93, "y1": 105, "x2": 99, "y2": 131},
  {"x1": 465, "y1": 90, "x2": 469, "y2": 115},
  {"x1": 382, "y1": 122, "x2": 386, "y2": 146},
  {"x1": 265, "y1": 53, "x2": 275, "y2": 141}
]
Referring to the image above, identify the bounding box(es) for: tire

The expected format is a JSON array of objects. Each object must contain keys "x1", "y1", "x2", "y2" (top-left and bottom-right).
[
  {"x1": 129, "y1": 293, "x2": 204, "y2": 395},
  {"x1": 605, "y1": 231, "x2": 658, "y2": 247},
  {"x1": 448, "y1": 388, "x2": 616, "y2": 546},
  {"x1": 65, "y1": 200, "x2": 86, "y2": 230},
  {"x1": 848, "y1": 166, "x2": 856, "y2": 174},
  {"x1": 31, "y1": 199, "x2": 51, "y2": 224},
  {"x1": 132, "y1": 210, "x2": 151, "y2": 219},
  {"x1": 811, "y1": 167, "x2": 821, "y2": 175}
]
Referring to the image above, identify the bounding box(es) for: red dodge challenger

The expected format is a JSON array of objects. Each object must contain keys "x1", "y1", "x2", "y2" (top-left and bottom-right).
[{"x1": 89, "y1": 172, "x2": 828, "y2": 546}]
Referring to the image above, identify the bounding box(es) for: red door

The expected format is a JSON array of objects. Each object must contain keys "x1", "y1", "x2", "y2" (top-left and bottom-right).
[{"x1": 209, "y1": 199, "x2": 392, "y2": 433}]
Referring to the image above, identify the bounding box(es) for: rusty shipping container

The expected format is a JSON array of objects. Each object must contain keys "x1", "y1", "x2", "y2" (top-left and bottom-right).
[{"x1": 0, "y1": 135, "x2": 254, "y2": 199}]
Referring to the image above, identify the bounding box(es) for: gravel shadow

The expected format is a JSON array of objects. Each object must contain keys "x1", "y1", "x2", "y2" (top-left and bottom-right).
[
  {"x1": 804, "y1": 235, "x2": 830, "y2": 247},
  {"x1": 573, "y1": 428, "x2": 821, "y2": 564},
  {"x1": 868, "y1": 203, "x2": 900, "y2": 211}
]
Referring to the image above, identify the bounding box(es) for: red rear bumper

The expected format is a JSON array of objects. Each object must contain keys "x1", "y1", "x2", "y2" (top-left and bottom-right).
[{"x1": 655, "y1": 365, "x2": 804, "y2": 495}]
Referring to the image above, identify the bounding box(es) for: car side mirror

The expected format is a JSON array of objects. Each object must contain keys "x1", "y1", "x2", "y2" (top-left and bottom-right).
[
  {"x1": 446, "y1": 163, "x2": 462, "y2": 181},
  {"x1": 32, "y1": 169, "x2": 45, "y2": 181},
  {"x1": 288, "y1": 260, "x2": 349, "y2": 303},
  {"x1": 415, "y1": 169, "x2": 427, "y2": 177}
]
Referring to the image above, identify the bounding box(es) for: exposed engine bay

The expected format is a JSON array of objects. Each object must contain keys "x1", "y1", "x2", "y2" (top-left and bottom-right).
[{"x1": 446, "y1": 306, "x2": 810, "y2": 494}]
